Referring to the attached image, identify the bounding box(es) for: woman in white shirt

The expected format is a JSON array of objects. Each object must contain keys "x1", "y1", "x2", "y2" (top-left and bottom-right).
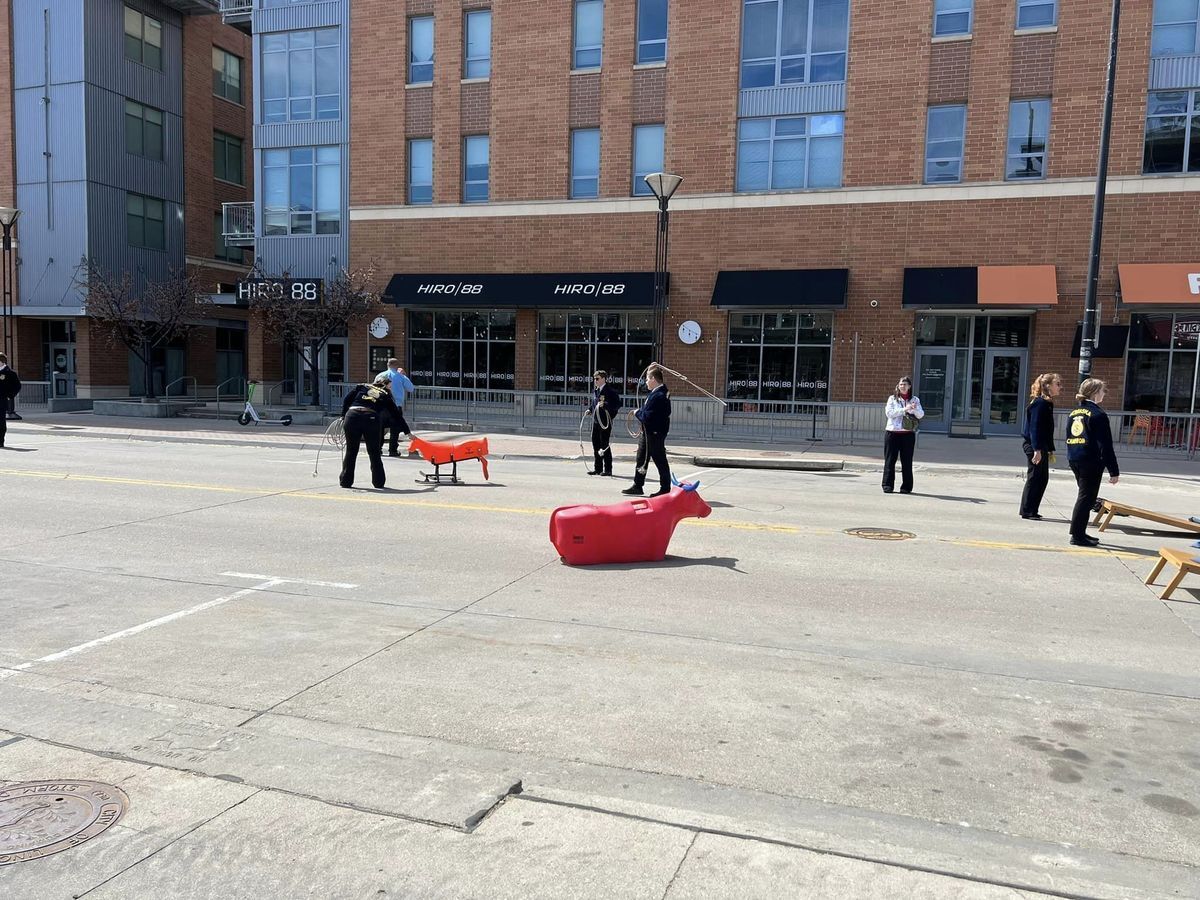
[{"x1": 882, "y1": 376, "x2": 924, "y2": 493}]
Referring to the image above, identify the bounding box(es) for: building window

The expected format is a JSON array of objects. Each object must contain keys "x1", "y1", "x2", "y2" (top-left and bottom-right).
[
  {"x1": 465, "y1": 10, "x2": 492, "y2": 79},
  {"x1": 1005, "y1": 98, "x2": 1049, "y2": 180},
  {"x1": 464, "y1": 135, "x2": 490, "y2": 202},
  {"x1": 739, "y1": 0, "x2": 850, "y2": 89},
  {"x1": 124, "y1": 6, "x2": 163, "y2": 70},
  {"x1": 409, "y1": 17, "x2": 434, "y2": 83},
  {"x1": 1144, "y1": 90, "x2": 1200, "y2": 174},
  {"x1": 632, "y1": 124, "x2": 664, "y2": 196},
  {"x1": 726, "y1": 312, "x2": 833, "y2": 405},
  {"x1": 637, "y1": 0, "x2": 668, "y2": 63},
  {"x1": 262, "y1": 146, "x2": 341, "y2": 236},
  {"x1": 409, "y1": 138, "x2": 433, "y2": 204},
  {"x1": 1125, "y1": 314, "x2": 1199, "y2": 412},
  {"x1": 571, "y1": 129, "x2": 600, "y2": 198},
  {"x1": 213, "y1": 212, "x2": 243, "y2": 263},
  {"x1": 1016, "y1": 0, "x2": 1056, "y2": 29},
  {"x1": 124, "y1": 100, "x2": 164, "y2": 160},
  {"x1": 1153, "y1": 2, "x2": 1200, "y2": 56},
  {"x1": 538, "y1": 312, "x2": 655, "y2": 394},
  {"x1": 409, "y1": 311, "x2": 516, "y2": 390},
  {"x1": 736, "y1": 114, "x2": 843, "y2": 191},
  {"x1": 127, "y1": 193, "x2": 165, "y2": 250},
  {"x1": 934, "y1": 0, "x2": 972, "y2": 37},
  {"x1": 212, "y1": 47, "x2": 242, "y2": 104},
  {"x1": 925, "y1": 104, "x2": 966, "y2": 184},
  {"x1": 574, "y1": 0, "x2": 604, "y2": 69},
  {"x1": 262, "y1": 29, "x2": 340, "y2": 124},
  {"x1": 213, "y1": 131, "x2": 244, "y2": 185}
]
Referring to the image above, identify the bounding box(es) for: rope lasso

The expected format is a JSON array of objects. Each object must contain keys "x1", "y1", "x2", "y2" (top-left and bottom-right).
[
  {"x1": 580, "y1": 403, "x2": 613, "y2": 473},
  {"x1": 313, "y1": 416, "x2": 346, "y2": 478}
]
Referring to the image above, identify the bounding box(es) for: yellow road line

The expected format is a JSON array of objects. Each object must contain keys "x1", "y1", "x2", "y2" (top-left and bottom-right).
[{"x1": 0, "y1": 467, "x2": 1144, "y2": 556}]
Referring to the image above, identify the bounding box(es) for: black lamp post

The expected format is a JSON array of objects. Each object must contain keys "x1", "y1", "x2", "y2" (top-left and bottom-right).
[
  {"x1": 643, "y1": 173, "x2": 683, "y2": 364},
  {"x1": 1079, "y1": 0, "x2": 1121, "y2": 384},
  {"x1": 0, "y1": 206, "x2": 20, "y2": 420}
]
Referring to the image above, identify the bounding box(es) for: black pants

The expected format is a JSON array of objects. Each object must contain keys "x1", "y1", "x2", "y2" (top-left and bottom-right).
[
  {"x1": 882, "y1": 431, "x2": 916, "y2": 492},
  {"x1": 1020, "y1": 443, "x2": 1050, "y2": 516},
  {"x1": 1069, "y1": 462, "x2": 1103, "y2": 538},
  {"x1": 386, "y1": 407, "x2": 411, "y2": 455},
  {"x1": 632, "y1": 429, "x2": 670, "y2": 491},
  {"x1": 0, "y1": 403, "x2": 6, "y2": 446},
  {"x1": 341, "y1": 410, "x2": 385, "y2": 488},
  {"x1": 591, "y1": 419, "x2": 612, "y2": 474}
]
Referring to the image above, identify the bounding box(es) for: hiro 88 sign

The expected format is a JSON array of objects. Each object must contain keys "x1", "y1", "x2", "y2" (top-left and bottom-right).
[{"x1": 236, "y1": 278, "x2": 324, "y2": 303}]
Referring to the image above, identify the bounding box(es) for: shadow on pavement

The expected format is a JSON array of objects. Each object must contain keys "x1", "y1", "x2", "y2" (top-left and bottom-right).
[
  {"x1": 575, "y1": 556, "x2": 746, "y2": 573},
  {"x1": 907, "y1": 492, "x2": 988, "y2": 503}
]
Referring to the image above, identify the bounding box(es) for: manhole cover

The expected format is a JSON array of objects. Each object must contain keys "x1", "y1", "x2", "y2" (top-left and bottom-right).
[
  {"x1": 844, "y1": 527, "x2": 916, "y2": 541},
  {"x1": 0, "y1": 781, "x2": 128, "y2": 866}
]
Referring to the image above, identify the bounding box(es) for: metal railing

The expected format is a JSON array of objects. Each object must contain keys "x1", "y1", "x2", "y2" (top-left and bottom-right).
[
  {"x1": 218, "y1": 0, "x2": 253, "y2": 21},
  {"x1": 222, "y1": 202, "x2": 254, "y2": 246},
  {"x1": 267, "y1": 379, "x2": 296, "y2": 407},
  {"x1": 163, "y1": 376, "x2": 198, "y2": 401},
  {"x1": 14, "y1": 380, "x2": 51, "y2": 412}
]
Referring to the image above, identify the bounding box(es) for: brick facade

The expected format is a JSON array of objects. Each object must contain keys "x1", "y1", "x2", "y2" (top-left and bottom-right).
[{"x1": 332, "y1": 1, "x2": 1199, "y2": 422}]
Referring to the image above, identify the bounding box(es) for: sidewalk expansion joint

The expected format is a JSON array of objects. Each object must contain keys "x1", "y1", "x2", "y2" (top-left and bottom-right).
[{"x1": 464, "y1": 780, "x2": 524, "y2": 833}]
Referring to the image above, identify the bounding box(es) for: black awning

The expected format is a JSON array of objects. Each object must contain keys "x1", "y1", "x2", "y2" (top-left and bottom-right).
[
  {"x1": 1071, "y1": 324, "x2": 1130, "y2": 359},
  {"x1": 383, "y1": 273, "x2": 658, "y2": 307},
  {"x1": 902, "y1": 267, "x2": 978, "y2": 307},
  {"x1": 710, "y1": 269, "x2": 848, "y2": 308}
]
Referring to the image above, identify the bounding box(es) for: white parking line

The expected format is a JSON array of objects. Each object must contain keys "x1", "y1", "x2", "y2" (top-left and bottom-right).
[{"x1": 0, "y1": 572, "x2": 359, "y2": 681}]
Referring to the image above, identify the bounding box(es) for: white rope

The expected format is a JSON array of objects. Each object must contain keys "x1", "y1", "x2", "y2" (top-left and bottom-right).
[{"x1": 313, "y1": 417, "x2": 345, "y2": 478}]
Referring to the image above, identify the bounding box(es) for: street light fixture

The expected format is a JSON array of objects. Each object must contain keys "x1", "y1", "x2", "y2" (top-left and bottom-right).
[
  {"x1": 0, "y1": 206, "x2": 20, "y2": 420},
  {"x1": 643, "y1": 173, "x2": 682, "y2": 365}
]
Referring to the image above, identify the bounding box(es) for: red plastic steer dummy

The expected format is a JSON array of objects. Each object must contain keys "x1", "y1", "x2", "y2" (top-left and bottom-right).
[
  {"x1": 409, "y1": 435, "x2": 490, "y2": 484},
  {"x1": 549, "y1": 481, "x2": 712, "y2": 566}
]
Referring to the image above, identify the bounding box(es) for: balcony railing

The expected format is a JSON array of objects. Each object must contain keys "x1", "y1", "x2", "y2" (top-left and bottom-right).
[
  {"x1": 222, "y1": 202, "x2": 255, "y2": 247},
  {"x1": 219, "y1": 0, "x2": 252, "y2": 28}
]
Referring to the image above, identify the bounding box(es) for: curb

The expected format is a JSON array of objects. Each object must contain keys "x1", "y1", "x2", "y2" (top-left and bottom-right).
[{"x1": 692, "y1": 456, "x2": 845, "y2": 472}]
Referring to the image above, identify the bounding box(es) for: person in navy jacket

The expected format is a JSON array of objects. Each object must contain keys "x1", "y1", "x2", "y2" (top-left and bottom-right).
[
  {"x1": 586, "y1": 369, "x2": 622, "y2": 476},
  {"x1": 1020, "y1": 372, "x2": 1062, "y2": 520},
  {"x1": 623, "y1": 364, "x2": 672, "y2": 497},
  {"x1": 1065, "y1": 378, "x2": 1120, "y2": 546}
]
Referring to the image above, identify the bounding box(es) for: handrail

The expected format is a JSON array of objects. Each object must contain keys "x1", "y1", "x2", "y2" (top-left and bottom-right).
[
  {"x1": 162, "y1": 376, "x2": 197, "y2": 401},
  {"x1": 214, "y1": 376, "x2": 248, "y2": 418},
  {"x1": 267, "y1": 379, "x2": 296, "y2": 407}
]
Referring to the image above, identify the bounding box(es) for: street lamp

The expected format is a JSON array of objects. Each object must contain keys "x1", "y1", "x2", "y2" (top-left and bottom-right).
[
  {"x1": 643, "y1": 173, "x2": 683, "y2": 364},
  {"x1": 1079, "y1": 0, "x2": 1121, "y2": 384},
  {"x1": 0, "y1": 206, "x2": 20, "y2": 420}
]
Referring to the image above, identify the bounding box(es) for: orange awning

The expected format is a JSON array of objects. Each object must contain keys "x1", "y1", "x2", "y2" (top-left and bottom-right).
[
  {"x1": 1118, "y1": 264, "x2": 1200, "y2": 305},
  {"x1": 977, "y1": 265, "x2": 1058, "y2": 306}
]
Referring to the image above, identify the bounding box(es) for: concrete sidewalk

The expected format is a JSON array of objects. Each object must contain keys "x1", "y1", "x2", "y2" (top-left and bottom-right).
[{"x1": 6, "y1": 410, "x2": 1198, "y2": 478}]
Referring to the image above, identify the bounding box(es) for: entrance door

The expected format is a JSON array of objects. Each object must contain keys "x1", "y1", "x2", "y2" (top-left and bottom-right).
[
  {"x1": 983, "y1": 350, "x2": 1025, "y2": 435},
  {"x1": 49, "y1": 342, "x2": 77, "y2": 398},
  {"x1": 914, "y1": 350, "x2": 951, "y2": 430},
  {"x1": 299, "y1": 338, "x2": 349, "y2": 405}
]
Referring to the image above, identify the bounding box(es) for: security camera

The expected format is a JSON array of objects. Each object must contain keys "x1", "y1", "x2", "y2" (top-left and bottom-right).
[{"x1": 870, "y1": 299, "x2": 879, "y2": 308}]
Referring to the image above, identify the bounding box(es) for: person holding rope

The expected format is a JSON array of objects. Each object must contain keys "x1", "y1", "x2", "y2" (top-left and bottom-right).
[
  {"x1": 586, "y1": 369, "x2": 621, "y2": 476},
  {"x1": 623, "y1": 364, "x2": 672, "y2": 497},
  {"x1": 339, "y1": 375, "x2": 401, "y2": 490}
]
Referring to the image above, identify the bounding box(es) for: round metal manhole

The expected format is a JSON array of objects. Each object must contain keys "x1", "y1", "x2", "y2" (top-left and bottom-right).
[
  {"x1": 0, "y1": 781, "x2": 129, "y2": 866},
  {"x1": 844, "y1": 527, "x2": 916, "y2": 541}
]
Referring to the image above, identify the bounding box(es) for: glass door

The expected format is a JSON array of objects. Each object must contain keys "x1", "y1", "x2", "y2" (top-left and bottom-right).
[
  {"x1": 49, "y1": 342, "x2": 77, "y2": 397},
  {"x1": 914, "y1": 349, "x2": 952, "y2": 431},
  {"x1": 298, "y1": 338, "x2": 349, "y2": 405},
  {"x1": 983, "y1": 350, "x2": 1025, "y2": 435}
]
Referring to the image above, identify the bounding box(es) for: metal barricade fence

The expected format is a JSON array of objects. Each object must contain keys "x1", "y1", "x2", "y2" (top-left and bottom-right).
[{"x1": 14, "y1": 381, "x2": 51, "y2": 413}]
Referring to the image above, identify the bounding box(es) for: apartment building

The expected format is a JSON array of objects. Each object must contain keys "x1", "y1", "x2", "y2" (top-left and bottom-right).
[
  {"x1": 1, "y1": 0, "x2": 252, "y2": 400},
  {"x1": 316, "y1": 0, "x2": 1199, "y2": 435}
]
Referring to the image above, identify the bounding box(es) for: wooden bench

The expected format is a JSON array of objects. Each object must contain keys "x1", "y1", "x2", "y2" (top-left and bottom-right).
[
  {"x1": 1145, "y1": 548, "x2": 1200, "y2": 600},
  {"x1": 1090, "y1": 500, "x2": 1200, "y2": 535}
]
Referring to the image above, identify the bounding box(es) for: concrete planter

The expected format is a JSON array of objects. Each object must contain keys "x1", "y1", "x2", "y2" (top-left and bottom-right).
[{"x1": 93, "y1": 399, "x2": 180, "y2": 418}]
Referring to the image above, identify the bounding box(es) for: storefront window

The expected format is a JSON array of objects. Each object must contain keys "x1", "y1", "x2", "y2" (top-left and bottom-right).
[
  {"x1": 537, "y1": 311, "x2": 654, "y2": 394},
  {"x1": 407, "y1": 310, "x2": 516, "y2": 390},
  {"x1": 725, "y1": 311, "x2": 832, "y2": 405},
  {"x1": 1125, "y1": 313, "x2": 1199, "y2": 412}
]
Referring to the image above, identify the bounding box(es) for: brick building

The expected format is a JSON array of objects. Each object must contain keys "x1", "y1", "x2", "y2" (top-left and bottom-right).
[
  {"x1": 334, "y1": 0, "x2": 1200, "y2": 436},
  {"x1": 1, "y1": 0, "x2": 251, "y2": 401}
]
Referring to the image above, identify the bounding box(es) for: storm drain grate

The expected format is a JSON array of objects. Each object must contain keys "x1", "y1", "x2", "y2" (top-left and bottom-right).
[
  {"x1": 844, "y1": 527, "x2": 916, "y2": 541},
  {"x1": 0, "y1": 780, "x2": 129, "y2": 866}
]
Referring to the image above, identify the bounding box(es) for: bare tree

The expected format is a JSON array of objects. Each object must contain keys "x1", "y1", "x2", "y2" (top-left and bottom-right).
[
  {"x1": 252, "y1": 265, "x2": 380, "y2": 407},
  {"x1": 80, "y1": 262, "x2": 215, "y2": 399}
]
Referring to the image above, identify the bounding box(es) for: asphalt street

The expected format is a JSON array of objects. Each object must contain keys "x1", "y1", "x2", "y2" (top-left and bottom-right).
[{"x1": 0, "y1": 430, "x2": 1197, "y2": 899}]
